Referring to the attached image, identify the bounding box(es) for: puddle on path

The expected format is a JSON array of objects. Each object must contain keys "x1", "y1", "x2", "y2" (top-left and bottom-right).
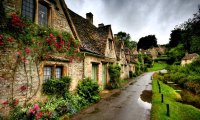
[{"x1": 137, "y1": 90, "x2": 152, "y2": 109}]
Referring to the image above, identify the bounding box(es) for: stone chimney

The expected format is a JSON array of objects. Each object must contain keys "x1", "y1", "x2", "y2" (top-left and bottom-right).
[
  {"x1": 86, "y1": 12, "x2": 93, "y2": 24},
  {"x1": 98, "y1": 23, "x2": 104, "y2": 27}
]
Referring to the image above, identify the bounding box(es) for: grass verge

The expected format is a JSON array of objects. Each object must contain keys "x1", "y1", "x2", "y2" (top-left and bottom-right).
[
  {"x1": 151, "y1": 79, "x2": 200, "y2": 120},
  {"x1": 148, "y1": 62, "x2": 168, "y2": 72}
]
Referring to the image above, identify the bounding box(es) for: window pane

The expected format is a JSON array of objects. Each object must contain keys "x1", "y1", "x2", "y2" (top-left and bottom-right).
[
  {"x1": 22, "y1": 0, "x2": 35, "y2": 21},
  {"x1": 38, "y1": 3, "x2": 48, "y2": 26},
  {"x1": 44, "y1": 67, "x2": 52, "y2": 81},
  {"x1": 56, "y1": 67, "x2": 62, "y2": 79}
]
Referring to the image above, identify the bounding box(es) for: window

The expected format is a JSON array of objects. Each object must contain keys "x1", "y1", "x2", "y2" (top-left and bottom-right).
[
  {"x1": 56, "y1": 67, "x2": 62, "y2": 79},
  {"x1": 22, "y1": 0, "x2": 35, "y2": 21},
  {"x1": 44, "y1": 66, "x2": 52, "y2": 81},
  {"x1": 109, "y1": 39, "x2": 112, "y2": 50},
  {"x1": 38, "y1": 3, "x2": 48, "y2": 26},
  {"x1": 43, "y1": 65, "x2": 64, "y2": 81}
]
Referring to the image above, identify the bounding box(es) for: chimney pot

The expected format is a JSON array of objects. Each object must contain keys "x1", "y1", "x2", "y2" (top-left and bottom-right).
[
  {"x1": 98, "y1": 23, "x2": 104, "y2": 27},
  {"x1": 86, "y1": 12, "x2": 93, "y2": 24}
]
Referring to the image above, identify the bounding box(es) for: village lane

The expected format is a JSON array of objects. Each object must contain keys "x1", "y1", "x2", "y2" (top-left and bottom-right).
[{"x1": 71, "y1": 72, "x2": 154, "y2": 120}]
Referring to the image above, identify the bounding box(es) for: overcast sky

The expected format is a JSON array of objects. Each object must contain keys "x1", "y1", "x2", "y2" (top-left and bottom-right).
[{"x1": 66, "y1": 0, "x2": 200, "y2": 44}]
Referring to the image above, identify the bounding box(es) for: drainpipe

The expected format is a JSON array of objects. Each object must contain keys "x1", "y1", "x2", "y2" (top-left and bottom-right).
[{"x1": 83, "y1": 52, "x2": 86, "y2": 79}]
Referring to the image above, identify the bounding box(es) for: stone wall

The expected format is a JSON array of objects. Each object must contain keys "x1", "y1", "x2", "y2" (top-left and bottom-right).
[
  {"x1": 3, "y1": 0, "x2": 73, "y2": 35},
  {"x1": 68, "y1": 60, "x2": 84, "y2": 90},
  {"x1": 0, "y1": 50, "x2": 41, "y2": 115}
]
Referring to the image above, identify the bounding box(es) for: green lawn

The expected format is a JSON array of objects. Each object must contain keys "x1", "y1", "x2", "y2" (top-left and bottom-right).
[
  {"x1": 148, "y1": 62, "x2": 168, "y2": 72},
  {"x1": 151, "y1": 79, "x2": 200, "y2": 120}
]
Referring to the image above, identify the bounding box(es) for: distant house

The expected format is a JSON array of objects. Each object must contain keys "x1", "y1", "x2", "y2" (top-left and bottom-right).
[
  {"x1": 124, "y1": 48, "x2": 136, "y2": 76},
  {"x1": 181, "y1": 53, "x2": 199, "y2": 66},
  {"x1": 115, "y1": 40, "x2": 129, "y2": 79}
]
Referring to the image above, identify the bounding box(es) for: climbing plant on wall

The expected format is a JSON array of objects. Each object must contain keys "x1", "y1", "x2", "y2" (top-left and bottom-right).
[{"x1": 0, "y1": 13, "x2": 82, "y2": 113}]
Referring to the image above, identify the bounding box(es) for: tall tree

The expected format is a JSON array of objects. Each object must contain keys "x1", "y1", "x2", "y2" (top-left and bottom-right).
[
  {"x1": 0, "y1": 0, "x2": 6, "y2": 30},
  {"x1": 116, "y1": 31, "x2": 137, "y2": 49},
  {"x1": 137, "y1": 35, "x2": 157, "y2": 50},
  {"x1": 169, "y1": 28, "x2": 182, "y2": 48},
  {"x1": 169, "y1": 5, "x2": 200, "y2": 54}
]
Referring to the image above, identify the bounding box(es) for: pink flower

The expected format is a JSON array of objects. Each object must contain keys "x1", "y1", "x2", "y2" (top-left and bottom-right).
[
  {"x1": 17, "y1": 50, "x2": 22, "y2": 55},
  {"x1": 0, "y1": 34, "x2": 3, "y2": 40},
  {"x1": 29, "y1": 108, "x2": 35, "y2": 114},
  {"x1": 25, "y1": 48, "x2": 30, "y2": 54},
  {"x1": 34, "y1": 104, "x2": 40, "y2": 111},
  {"x1": 48, "y1": 112, "x2": 52, "y2": 117}
]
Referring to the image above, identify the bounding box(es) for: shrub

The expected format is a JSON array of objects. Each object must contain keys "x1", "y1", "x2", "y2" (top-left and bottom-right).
[
  {"x1": 42, "y1": 76, "x2": 71, "y2": 96},
  {"x1": 180, "y1": 91, "x2": 200, "y2": 108},
  {"x1": 108, "y1": 64, "x2": 121, "y2": 88},
  {"x1": 77, "y1": 78, "x2": 100, "y2": 103}
]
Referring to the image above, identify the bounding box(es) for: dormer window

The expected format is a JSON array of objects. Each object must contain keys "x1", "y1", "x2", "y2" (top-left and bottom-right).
[
  {"x1": 109, "y1": 39, "x2": 112, "y2": 50},
  {"x1": 38, "y1": 3, "x2": 49, "y2": 26},
  {"x1": 22, "y1": 0, "x2": 35, "y2": 21}
]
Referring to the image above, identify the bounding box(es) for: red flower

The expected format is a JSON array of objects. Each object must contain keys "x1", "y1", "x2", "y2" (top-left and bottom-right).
[
  {"x1": 0, "y1": 42, "x2": 3, "y2": 46},
  {"x1": 21, "y1": 58, "x2": 26, "y2": 63},
  {"x1": 13, "y1": 99, "x2": 19, "y2": 106},
  {"x1": 25, "y1": 48, "x2": 30, "y2": 54},
  {"x1": 36, "y1": 112, "x2": 43, "y2": 120},
  {"x1": 46, "y1": 38, "x2": 51, "y2": 43},
  {"x1": 8, "y1": 37, "x2": 13, "y2": 43},
  {"x1": 2, "y1": 100, "x2": 8, "y2": 105},
  {"x1": 20, "y1": 85, "x2": 27, "y2": 91}
]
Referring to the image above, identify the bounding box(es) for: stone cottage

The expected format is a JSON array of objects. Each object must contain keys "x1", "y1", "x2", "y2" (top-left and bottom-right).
[
  {"x1": 124, "y1": 48, "x2": 136, "y2": 77},
  {"x1": 115, "y1": 40, "x2": 129, "y2": 79},
  {"x1": 0, "y1": 0, "x2": 83, "y2": 108},
  {"x1": 181, "y1": 53, "x2": 199, "y2": 66},
  {"x1": 68, "y1": 9, "x2": 117, "y2": 89}
]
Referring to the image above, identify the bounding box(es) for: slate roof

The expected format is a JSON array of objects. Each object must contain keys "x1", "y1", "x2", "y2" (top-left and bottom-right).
[
  {"x1": 67, "y1": 9, "x2": 111, "y2": 57},
  {"x1": 182, "y1": 53, "x2": 199, "y2": 60}
]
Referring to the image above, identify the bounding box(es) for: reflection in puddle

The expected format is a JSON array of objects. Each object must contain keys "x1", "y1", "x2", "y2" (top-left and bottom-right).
[
  {"x1": 137, "y1": 90, "x2": 152, "y2": 109},
  {"x1": 137, "y1": 97, "x2": 152, "y2": 109},
  {"x1": 140, "y1": 90, "x2": 152, "y2": 103}
]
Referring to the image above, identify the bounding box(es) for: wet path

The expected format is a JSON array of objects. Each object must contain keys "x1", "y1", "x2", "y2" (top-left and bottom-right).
[{"x1": 71, "y1": 72, "x2": 154, "y2": 120}]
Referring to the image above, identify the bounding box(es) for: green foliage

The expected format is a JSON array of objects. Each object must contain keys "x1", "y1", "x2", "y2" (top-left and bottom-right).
[
  {"x1": 116, "y1": 31, "x2": 137, "y2": 49},
  {"x1": 151, "y1": 78, "x2": 200, "y2": 120},
  {"x1": 42, "y1": 77, "x2": 71, "y2": 96},
  {"x1": 9, "y1": 106, "x2": 28, "y2": 120},
  {"x1": 77, "y1": 78, "x2": 100, "y2": 103},
  {"x1": 169, "y1": 28, "x2": 183, "y2": 48},
  {"x1": 143, "y1": 55, "x2": 153, "y2": 68},
  {"x1": 137, "y1": 35, "x2": 157, "y2": 50},
  {"x1": 168, "y1": 6, "x2": 200, "y2": 55},
  {"x1": 108, "y1": 64, "x2": 121, "y2": 88},
  {"x1": 167, "y1": 44, "x2": 185, "y2": 64},
  {"x1": 180, "y1": 91, "x2": 200, "y2": 108}
]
